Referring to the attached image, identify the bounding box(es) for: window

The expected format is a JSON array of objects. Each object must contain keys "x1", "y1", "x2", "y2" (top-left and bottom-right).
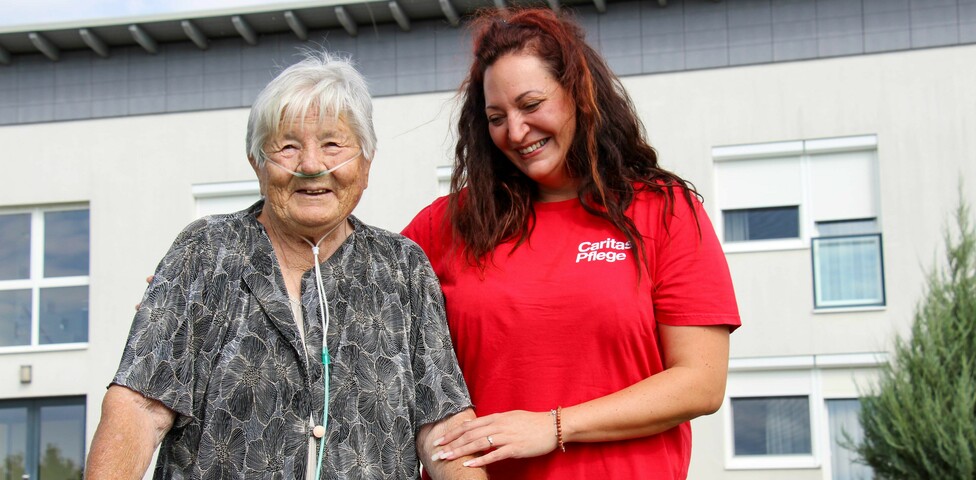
[
  {"x1": 724, "y1": 206, "x2": 800, "y2": 241},
  {"x1": 826, "y1": 398, "x2": 874, "y2": 480},
  {"x1": 0, "y1": 207, "x2": 89, "y2": 348},
  {"x1": 725, "y1": 367, "x2": 820, "y2": 470},
  {"x1": 714, "y1": 135, "x2": 880, "y2": 251},
  {"x1": 726, "y1": 355, "x2": 884, "y2": 472},
  {"x1": 192, "y1": 180, "x2": 260, "y2": 218},
  {"x1": 0, "y1": 396, "x2": 86, "y2": 480},
  {"x1": 436, "y1": 165, "x2": 453, "y2": 196},
  {"x1": 812, "y1": 228, "x2": 885, "y2": 309},
  {"x1": 715, "y1": 135, "x2": 885, "y2": 309},
  {"x1": 732, "y1": 396, "x2": 812, "y2": 456}
]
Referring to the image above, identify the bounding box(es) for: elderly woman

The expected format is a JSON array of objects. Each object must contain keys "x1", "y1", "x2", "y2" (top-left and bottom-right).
[{"x1": 86, "y1": 52, "x2": 483, "y2": 480}]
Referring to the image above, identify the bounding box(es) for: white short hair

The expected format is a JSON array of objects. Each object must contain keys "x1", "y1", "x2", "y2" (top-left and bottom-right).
[{"x1": 246, "y1": 50, "x2": 376, "y2": 165}]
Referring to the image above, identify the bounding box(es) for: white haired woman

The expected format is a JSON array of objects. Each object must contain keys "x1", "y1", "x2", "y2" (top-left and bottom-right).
[{"x1": 86, "y1": 51, "x2": 484, "y2": 480}]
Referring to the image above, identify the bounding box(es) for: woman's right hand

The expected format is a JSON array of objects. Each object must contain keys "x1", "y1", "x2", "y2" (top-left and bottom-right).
[{"x1": 429, "y1": 410, "x2": 559, "y2": 468}]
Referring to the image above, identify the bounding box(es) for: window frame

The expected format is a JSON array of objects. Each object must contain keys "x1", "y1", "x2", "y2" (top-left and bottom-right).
[
  {"x1": 0, "y1": 396, "x2": 87, "y2": 480},
  {"x1": 191, "y1": 180, "x2": 261, "y2": 219},
  {"x1": 724, "y1": 367, "x2": 822, "y2": 470},
  {"x1": 0, "y1": 205, "x2": 90, "y2": 353},
  {"x1": 822, "y1": 397, "x2": 875, "y2": 480},
  {"x1": 724, "y1": 354, "x2": 885, "y2": 474},
  {"x1": 713, "y1": 135, "x2": 879, "y2": 254},
  {"x1": 811, "y1": 233, "x2": 886, "y2": 309}
]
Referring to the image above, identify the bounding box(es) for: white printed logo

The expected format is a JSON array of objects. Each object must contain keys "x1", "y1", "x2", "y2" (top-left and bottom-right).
[{"x1": 576, "y1": 237, "x2": 632, "y2": 263}]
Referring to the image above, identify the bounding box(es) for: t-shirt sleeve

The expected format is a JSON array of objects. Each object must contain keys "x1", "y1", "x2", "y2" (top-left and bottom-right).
[
  {"x1": 403, "y1": 242, "x2": 472, "y2": 429},
  {"x1": 649, "y1": 191, "x2": 741, "y2": 331},
  {"x1": 401, "y1": 200, "x2": 439, "y2": 255},
  {"x1": 112, "y1": 219, "x2": 218, "y2": 422}
]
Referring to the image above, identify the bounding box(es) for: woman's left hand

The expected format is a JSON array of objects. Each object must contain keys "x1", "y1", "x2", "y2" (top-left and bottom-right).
[{"x1": 429, "y1": 410, "x2": 558, "y2": 468}]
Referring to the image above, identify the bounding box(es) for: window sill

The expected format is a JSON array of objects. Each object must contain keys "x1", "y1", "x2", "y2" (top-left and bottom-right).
[
  {"x1": 0, "y1": 343, "x2": 88, "y2": 355},
  {"x1": 812, "y1": 305, "x2": 886, "y2": 315},
  {"x1": 723, "y1": 239, "x2": 807, "y2": 254},
  {"x1": 726, "y1": 454, "x2": 820, "y2": 470}
]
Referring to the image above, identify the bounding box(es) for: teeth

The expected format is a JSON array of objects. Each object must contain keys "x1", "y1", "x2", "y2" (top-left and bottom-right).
[
  {"x1": 305, "y1": 189, "x2": 328, "y2": 194},
  {"x1": 518, "y1": 139, "x2": 548, "y2": 155}
]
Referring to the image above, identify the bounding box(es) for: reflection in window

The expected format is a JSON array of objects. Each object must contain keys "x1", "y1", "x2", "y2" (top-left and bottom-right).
[
  {"x1": 0, "y1": 289, "x2": 32, "y2": 347},
  {"x1": 44, "y1": 210, "x2": 90, "y2": 278},
  {"x1": 0, "y1": 398, "x2": 85, "y2": 480},
  {"x1": 40, "y1": 286, "x2": 89, "y2": 344},
  {"x1": 0, "y1": 213, "x2": 30, "y2": 281},
  {"x1": 827, "y1": 399, "x2": 874, "y2": 480},
  {"x1": 0, "y1": 405, "x2": 29, "y2": 480},
  {"x1": 0, "y1": 207, "x2": 89, "y2": 348},
  {"x1": 732, "y1": 396, "x2": 812, "y2": 456},
  {"x1": 39, "y1": 403, "x2": 86, "y2": 480}
]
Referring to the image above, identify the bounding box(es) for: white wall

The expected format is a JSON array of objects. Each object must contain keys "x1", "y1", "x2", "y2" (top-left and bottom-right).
[{"x1": 1, "y1": 43, "x2": 973, "y2": 479}]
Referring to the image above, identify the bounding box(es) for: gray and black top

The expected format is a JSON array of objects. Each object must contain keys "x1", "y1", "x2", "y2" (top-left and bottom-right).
[{"x1": 113, "y1": 200, "x2": 471, "y2": 479}]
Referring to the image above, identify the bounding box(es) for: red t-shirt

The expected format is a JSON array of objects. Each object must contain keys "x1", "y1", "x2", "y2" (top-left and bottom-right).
[{"x1": 403, "y1": 188, "x2": 740, "y2": 480}]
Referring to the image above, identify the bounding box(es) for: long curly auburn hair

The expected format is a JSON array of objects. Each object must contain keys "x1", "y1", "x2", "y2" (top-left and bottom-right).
[{"x1": 450, "y1": 7, "x2": 699, "y2": 269}]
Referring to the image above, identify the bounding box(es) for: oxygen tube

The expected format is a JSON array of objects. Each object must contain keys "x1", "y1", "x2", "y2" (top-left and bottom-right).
[{"x1": 303, "y1": 226, "x2": 339, "y2": 480}]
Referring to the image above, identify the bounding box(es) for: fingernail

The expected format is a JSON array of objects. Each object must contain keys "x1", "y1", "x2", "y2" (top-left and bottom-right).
[
  {"x1": 462, "y1": 460, "x2": 473, "y2": 467},
  {"x1": 430, "y1": 452, "x2": 441, "y2": 462},
  {"x1": 440, "y1": 451, "x2": 453, "y2": 460},
  {"x1": 432, "y1": 437, "x2": 443, "y2": 446}
]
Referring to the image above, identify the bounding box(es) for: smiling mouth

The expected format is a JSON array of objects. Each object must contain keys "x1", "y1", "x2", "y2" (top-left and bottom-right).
[
  {"x1": 518, "y1": 138, "x2": 549, "y2": 155},
  {"x1": 298, "y1": 188, "x2": 332, "y2": 195}
]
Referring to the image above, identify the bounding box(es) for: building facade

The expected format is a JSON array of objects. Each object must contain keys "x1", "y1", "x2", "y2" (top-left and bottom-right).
[{"x1": 1, "y1": 0, "x2": 975, "y2": 478}]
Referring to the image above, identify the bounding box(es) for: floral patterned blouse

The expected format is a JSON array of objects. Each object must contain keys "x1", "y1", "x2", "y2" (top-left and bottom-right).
[{"x1": 113, "y1": 201, "x2": 472, "y2": 479}]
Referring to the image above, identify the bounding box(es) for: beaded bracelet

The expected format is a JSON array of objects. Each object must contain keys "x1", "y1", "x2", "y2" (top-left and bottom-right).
[{"x1": 549, "y1": 407, "x2": 566, "y2": 452}]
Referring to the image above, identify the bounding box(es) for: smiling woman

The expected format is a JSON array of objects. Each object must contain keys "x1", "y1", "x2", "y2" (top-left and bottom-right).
[
  {"x1": 250, "y1": 110, "x2": 371, "y2": 268},
  {"x1": 403, "y1": 8, "x2": 740, "y2": 480},
  {"x1": 85, "y1": 50, "x2": 483, "y2": 480},
  {"x1": 484, "y1": 53, "x2": 578, "y2": 202}
]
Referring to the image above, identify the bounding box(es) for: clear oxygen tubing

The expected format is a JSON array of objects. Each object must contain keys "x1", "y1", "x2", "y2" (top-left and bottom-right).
[
  {"x1": 262, "y1": 149, "x2": 358, "y2": 479},
  {"x1": 265, "y1": 150, "x2": 361, "y2": 178},
  {"x1": 301, "y1": 221, "x2": 344, "y2": 480}
]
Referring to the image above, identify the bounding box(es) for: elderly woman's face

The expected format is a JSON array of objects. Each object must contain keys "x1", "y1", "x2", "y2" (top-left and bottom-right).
[{"x1": 253, "y1": 111, "x2": 370, "y2": 238}]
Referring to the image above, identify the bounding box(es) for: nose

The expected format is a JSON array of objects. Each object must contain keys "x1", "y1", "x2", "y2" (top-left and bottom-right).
[
  {"x1": 296, "y1": 145, "x2": 325, "y2": 174},
  {"x1": 507, "y1": 114, "x2": 530, "y2": 145}
]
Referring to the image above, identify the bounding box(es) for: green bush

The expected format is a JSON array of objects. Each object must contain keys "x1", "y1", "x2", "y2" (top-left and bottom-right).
[{"x1": 856, "y1": 198, "x2": 976, "y2": 479}]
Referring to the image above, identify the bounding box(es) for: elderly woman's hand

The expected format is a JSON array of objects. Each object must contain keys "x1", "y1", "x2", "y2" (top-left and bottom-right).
[{"x1": 429, "y1": 410, "x2": 558, "y2": 468}]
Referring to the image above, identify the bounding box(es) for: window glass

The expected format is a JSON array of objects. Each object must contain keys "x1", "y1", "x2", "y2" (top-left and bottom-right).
[
  {"x1": 39, "y1": 403, "x2": 86, "y2": 480},
  {"x1": 44, "y1": 210, "x2": 90, "y2": 278},
  {"x1": 0, "y1": 213, "x2": 30, "y2": 281},
  {"x1": 732, "y1": 396, "x2": 812, "y2": 455},
  {"x1": 813, "y1": 234, "x2": 885, "y2": 308},
  {"x1": 827, "y1": 398, "x2": 874, "y2": 480},
  {"x1": 0, "y1": 289, "x2": 32, "y2": 347},
  {"x1": 817, "y1": 219, "x2": 878, "y2": 237},
  {"x1": 0, "y1": 398, "x2": 86, "y2": 480},
  {"x1": 0, "y1": 207, "x2": 90, "y2": 349},
  {"x1": 0, "y1": 406, "x2": 29, "y2": 480},
  {"x1": 724, "y1": 206, "x2": 800, "y2": 242},
  {"x1": 39, "y1": 286, "x2": 89, "y2": 344}
]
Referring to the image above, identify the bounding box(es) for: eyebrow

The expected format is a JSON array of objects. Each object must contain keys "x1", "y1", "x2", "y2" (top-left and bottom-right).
[
  {"x1": 276, "y1": 128, "x2": 349, "y2": 142},
  {"x1": 485, "y1": 89, "x2": 545, "y2": 111}
]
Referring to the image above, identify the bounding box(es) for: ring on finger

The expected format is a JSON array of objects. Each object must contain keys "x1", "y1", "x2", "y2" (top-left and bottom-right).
[{"x1": 486, "y1": 435, "x2": 494, "y2": 448}]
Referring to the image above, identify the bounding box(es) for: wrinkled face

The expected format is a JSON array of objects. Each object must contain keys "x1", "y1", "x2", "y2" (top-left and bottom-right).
[
  {"x1": 251, "y1": 111, "x2": 370, "y2": 238},
  {"x1": 484, "y1": 52, "x2": 578, "y2": 202}
]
